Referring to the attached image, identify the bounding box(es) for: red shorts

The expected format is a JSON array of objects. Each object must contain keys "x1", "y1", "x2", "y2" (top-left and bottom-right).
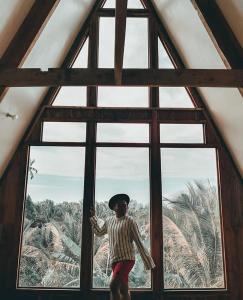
[{"x1": 111, "y1": 260, "x2": 135, "y2": 284}]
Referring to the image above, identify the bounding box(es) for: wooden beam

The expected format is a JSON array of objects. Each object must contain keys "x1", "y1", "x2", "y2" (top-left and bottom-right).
[
  {"x1": 0, "y1": 0, "x2": 60, "y2": 102},
  {"x1": 115, "y1": 0, "x2": 128, "y2": 84},
  {"x1": 99, "y1": 8, "x2": 149, "y2": 17},
  {"x1": 40, "y1": 107, "x2": 205, "y2": 123},
  {"x1": 80, "y1": 6, "x2": 99, "y2": 291},
  {"x1": 0, "y1": 68, "x2": 242, "y2": 87},
  {"x1": 192, "y1": 0, "x2": 243, "y2": 69}
]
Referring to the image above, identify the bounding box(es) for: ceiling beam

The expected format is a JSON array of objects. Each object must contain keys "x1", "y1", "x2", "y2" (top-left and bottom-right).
[
  {"x1": 0, "y1": 68, "x2": 242, "y2": 87},
  {"x1": 0, "y1": 0, "x2": 60, "y2": 102},
  {"x1": 192, "y1": 0, "x2": 243, "y2": 69},
  {"x1": 41, "y1": 106, "x2": 205, "y2": 123},
  {"x1": 99, "y1": 8, "x2": 149, "y2": 17},
  {"x1": 114, "y1": 0, "x2": 128, "y2": 84}
]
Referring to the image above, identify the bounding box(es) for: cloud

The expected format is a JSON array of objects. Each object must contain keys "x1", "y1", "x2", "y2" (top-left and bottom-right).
[
  {"x1": 97, "y1": 123, "x2": 149, "y2": 142},
  {"x1": 30, "y1": 146, "x2": 85, "y2": 177},
  {"x1": 160, "y1": 124, "x2": 203, "y2": 143},
  {"x1": 43, "y1": 122, "x2": 86, "y2": 142},
  {"x1": 161, "y1": 148, "x2": 218, "y2": 179}
]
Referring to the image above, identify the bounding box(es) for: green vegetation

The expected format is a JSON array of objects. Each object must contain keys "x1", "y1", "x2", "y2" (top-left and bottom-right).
[{"x1": 18, "y1": 181, "x2": 224, "y2": 289}]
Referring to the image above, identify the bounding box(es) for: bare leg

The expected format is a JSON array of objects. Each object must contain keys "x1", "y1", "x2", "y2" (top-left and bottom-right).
[
  {"x1": 110, "y1": 278, "x2": 121, "y2": 300},
  {"x1": 120, "y1": 282, "x2": 131, "y2": 300}
]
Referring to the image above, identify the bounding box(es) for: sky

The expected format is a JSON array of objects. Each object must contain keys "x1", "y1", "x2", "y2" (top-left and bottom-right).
[{"x1": 27, "y1": 145, "x2": 218, "y2": 205}]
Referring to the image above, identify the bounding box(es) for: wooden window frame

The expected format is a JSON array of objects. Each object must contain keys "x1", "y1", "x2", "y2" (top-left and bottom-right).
[{"x1": 6, "y1": 3, "x2": 240, "y2": 300}]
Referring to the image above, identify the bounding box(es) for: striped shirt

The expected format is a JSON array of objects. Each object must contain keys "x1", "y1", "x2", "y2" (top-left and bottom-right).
[{"x1": 90, "y1": 215, "x2": 155, "y2": 270}]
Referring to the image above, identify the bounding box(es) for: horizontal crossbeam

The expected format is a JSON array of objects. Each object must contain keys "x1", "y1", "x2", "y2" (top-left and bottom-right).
[
  {"x1": 41, "y1": 107, "x2": 205, "y2": 123},
  {"x1": 0, "y1": 68, "x2": 242, "y2": 87}
]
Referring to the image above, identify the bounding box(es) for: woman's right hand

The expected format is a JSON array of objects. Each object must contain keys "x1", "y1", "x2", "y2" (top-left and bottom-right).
[{"x1": 90, "y1": 207, "x2": 95, "y2": 217}]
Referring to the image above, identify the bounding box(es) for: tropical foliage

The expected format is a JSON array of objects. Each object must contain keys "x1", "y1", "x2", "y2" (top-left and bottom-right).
[
  {"x1": 18, "y1": 181, "x2": 224, "y2": 289},
  {"x1": 163, "y1": 181, "x2": 224, "y2": 289}
]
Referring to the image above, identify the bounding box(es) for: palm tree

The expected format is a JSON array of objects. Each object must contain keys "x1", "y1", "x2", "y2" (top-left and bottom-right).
[
  {"x1": 29, "y1": 159, "x2": 38, "y2": 179},
  {"x1": 162, "y1": 180, "x2": 224, "y2": 289}
]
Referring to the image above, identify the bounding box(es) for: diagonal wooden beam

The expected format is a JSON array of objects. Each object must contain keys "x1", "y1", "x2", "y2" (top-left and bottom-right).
[
  {"x1": 115, "y1": 0, "x2": 128, "y2": 84},
  {"x1": 0, "y1": 0, "x2": 60, "y2": 103},
  {"x1": 0, "y1": 68, "x2": 242, "y2": 87},
  {"x1": 192, "y1": 0, "x2": 243, "y2": 69}
]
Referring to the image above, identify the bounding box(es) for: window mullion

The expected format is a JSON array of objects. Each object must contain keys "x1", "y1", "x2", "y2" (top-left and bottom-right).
[
  {"x1": 149, "y1": 14, "x2": 163, "y2": 293},
  {"x1": 80, "y1": 14, "x2": 99, "y2": 291}
]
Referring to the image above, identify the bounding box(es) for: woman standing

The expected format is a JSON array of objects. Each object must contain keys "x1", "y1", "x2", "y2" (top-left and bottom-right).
[{"x1": 90, "y1": 193, "x2": 155, "y2": 300}]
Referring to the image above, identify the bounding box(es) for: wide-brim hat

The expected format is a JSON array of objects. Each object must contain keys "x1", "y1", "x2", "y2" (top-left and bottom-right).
[{"x1": 108, "y1": 194, "x2": 130, "y2": 210}]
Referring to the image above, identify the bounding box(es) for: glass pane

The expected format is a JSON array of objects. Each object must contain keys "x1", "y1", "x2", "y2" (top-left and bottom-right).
[
  {"x1": 103, "y1": 0, "x2": 115, "y2": 8},
  {"x1": 42, "y1": 122, "x2": 86, "y2": 142},
  {"x1": 159, "y1": 87, "x2": 194, "y2": 108},
  {"x1": 124, "y1": 18, "x2": 148, "y2": 68},
  {"x1": 103, "y1": 0, "x2": 144, "y2": 9},
  {"x1": 99, "y1": 17, "x2": 115, "y2": 68},
  {"x1": 52, "y1": 38, "x2": 88, "y2": 106},
  {"x1": 93, "y1": 148, "x2": 151, "y2": 288},
  {"x1": 72, "y1": 37, "x2": 89, "y2": 68},
  {"x1": 128, "y1": 0, "x2": 144, "y2": 8},
  {"x1": 18, "y1": 146, "x2": 85, "y2": 288},
  {"x1": 98, "y1": 86, "x2": 148, "y2": 107},
  {"x1": 97, "y1": 123, "x2": 149, "y2": 143},
  {"x1": 52, "y1": 86, "x2": 86, "y2": 106},
  {"x1": 161, "y1": 148, "x2": 225, "y2": 289},
  {"x1": 160, "y1": 124, "x2": 204, "y2": 143},
  {"x1": 158, "y1": 39, "x2": 174, "y2": 69}
]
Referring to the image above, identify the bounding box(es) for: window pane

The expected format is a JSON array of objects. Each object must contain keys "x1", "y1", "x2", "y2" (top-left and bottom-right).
[
  {"x1": 158, "y1": 39, "x2": 174, "y2": 68},
  {"x1": 160, "y1": 124, "x2": 204, "y2": 143},
  {"x1": 103, "y1": 0, "x2": 115, "y2": 8},
  {"x1": 52, "y1": 87, "x2": 86, "y2": 106},
  {"x1": 52, "y1": 39, "x2": 88, "y2": 106},
  {"x1": 159, "y1": 87, "x2": 194, "y2": 108},
  {"x1": 103, "y1": 0, "x2": 144, "y2": 9},
  {"x1": 161, "y1": 148, "x2": 225, "y2": 289},
  {"x1": 93, "y1": 148, "x2": 151, "y2": 288},
  {"x1": 42, "y1": 122, "x2": 86, "y2": 142},
  {"x1": 98, "y1": 87, "x2": 148, "y2": 107},
  {"x1": 72, "y1": 37, "x2": 88, "y2": 68},
  {"x1": 128, "y1": 0, "x2": 144, "y2": 8},
  {"x1": 97, "y1": 123, "x2": 149, "y2": 143},
  {"x1": 124, "y1": 18, "x2": 148, "y2": 68},
  {"x1": 99, "y1": 18, "x2": 115, "y2": 68},
  {"x1": 18, "y1": 147, "x2": 85, "y2": 288}
]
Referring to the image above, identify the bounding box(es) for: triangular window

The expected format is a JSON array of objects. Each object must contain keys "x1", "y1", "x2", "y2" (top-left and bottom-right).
[
  {"x1": 52, "y1": 38, "x2": 88, "y2": 106},
  {"x1": 158, "y1": 38, "x2": 195, "y2": 108},
  {"x1": 103, "y1": 0, "x2": 115, "y2": 8},
  {"x1": 128, "y1": 0, "x2": 144, "y2": 9},
  {"x1": 72, "y1": 37, "x2": 88, "y2": 68},
  {"x1": 104, "y1": 0, "x2": 144, "y2": 9}
]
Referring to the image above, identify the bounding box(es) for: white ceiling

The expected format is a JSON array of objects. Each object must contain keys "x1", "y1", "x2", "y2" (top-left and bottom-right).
[{"x1": 0, "y1": 0, "x2": 242, "y2": 178}]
